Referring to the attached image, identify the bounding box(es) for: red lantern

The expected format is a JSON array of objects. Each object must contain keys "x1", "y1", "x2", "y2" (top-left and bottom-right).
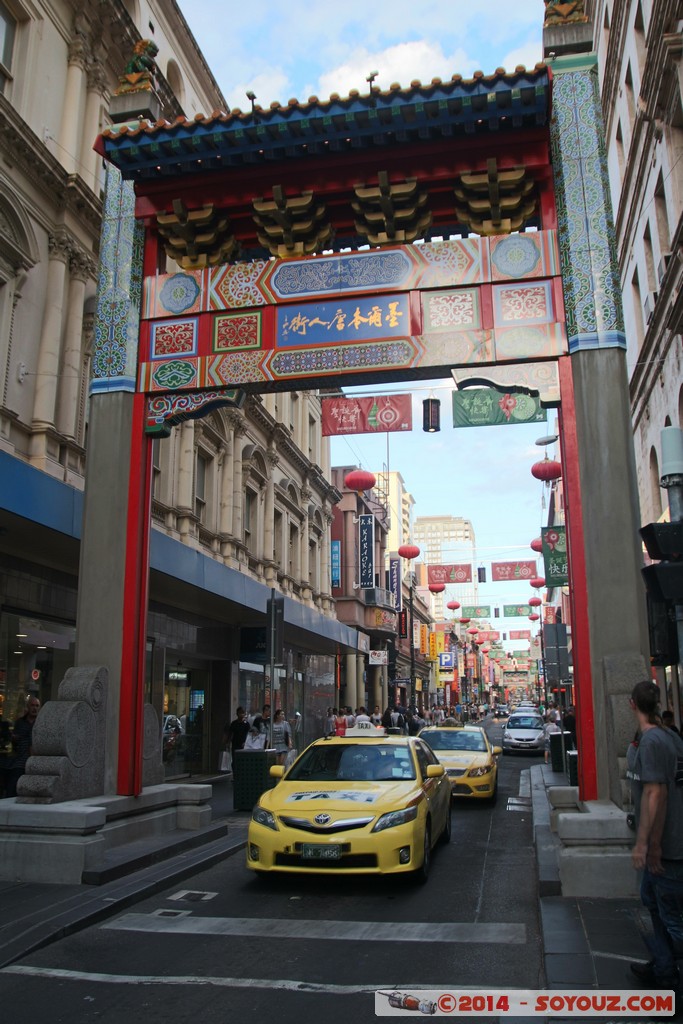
[
  {"x1": 529, "y1": 596, "x2": 542, "y2": 607},
  {"x1": 429, "y1": 582, "x2": 445, "y2": 593},
  {"x1": 531, "y1": 458, "x2": 562, "y2": 482},
  {"x1": 530, "y1": 576, "x2": 546, "y2": 588},
  {"x1": 530, "y1": 537, "x2": 543, "y2": 552},
  {"x1": 467, "y1": 626, "x2": 478, "y2": 635},
  {"x1": 446, "y1": 600, "x2": 460, "y2": 611},
  {"x1": 528, "y1": 613, "x2": 540, "y2": 621},
  {"x1": 481, "y1": 645, "x2": 491, "y2": 654},
  {"x1": 459, "y1": 617, "x2": 471, "y2": 624},
  {"x1": 344, "y1": 469, "x2": 377, "y2": 495},
  {"x1": 398, "y1": 543, "x2": 420, "y2": 561}
]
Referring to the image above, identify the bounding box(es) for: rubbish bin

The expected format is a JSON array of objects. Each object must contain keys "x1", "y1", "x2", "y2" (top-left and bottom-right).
[
  {"x1": 566, "y1": 749, "x2": 579, "y2": 786},
  {"x1": 549, "y1": 731, "x2": 572, "y2": 772},
  {"x1": 233, "y1": 748, "x2": 279, "y2": 811}
]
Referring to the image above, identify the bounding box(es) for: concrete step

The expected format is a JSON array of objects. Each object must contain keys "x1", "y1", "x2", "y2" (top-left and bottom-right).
[{"x1": 81, "y1": 820, "x2": 229, "y2": 885}]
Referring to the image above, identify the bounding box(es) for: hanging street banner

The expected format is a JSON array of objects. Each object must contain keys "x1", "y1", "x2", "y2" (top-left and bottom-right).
[
  {"x1": 358, "y1": 514, "x2": 375, "y2": 588},
  {"x1": 321, "y1": 394, "x2": 412, "y2": 436},
  {"x1": 491, "y1": 560, "x2": 537, "y2": 581},
  {"x1": 331, "y1": 540, "x2": 341, "y2": 588},
  {"x1": 475, "y1": 630, "x2": 500, "y2": 642},
  {"x1": 504, "y1": 604, "x2": 533, "y2": 617},
  {"x1": 542, "y1": 526, "x2": 569, "y2": 586},
  {"x1": 510, "y1": 629, "x2": 532, "y2": 639},
  {"x1": 461, "y1": 605, "x2": 491, "y2": 618},
  {"x1": 428, "y1": 563, "x2": 472, "y2": 585},
  {"x1": 452, "y1": 389, "x2": 547, "y2": 428},
  {"x1": 389, "y1": 557, "x2": 401, "y2": 611}
]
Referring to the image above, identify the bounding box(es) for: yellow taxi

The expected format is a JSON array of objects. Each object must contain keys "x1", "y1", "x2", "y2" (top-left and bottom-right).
[
  {"x1": 419, "y1": 724, "x2": 501, "y2": 801},
  {"x1": 246, "y1": 723, "x2": 451, "y2": 881}
]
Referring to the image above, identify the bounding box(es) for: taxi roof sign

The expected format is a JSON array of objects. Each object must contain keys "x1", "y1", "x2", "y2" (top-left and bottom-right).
[{"x1": 344, "y1": 723, "x2": 386, "y2": 737}]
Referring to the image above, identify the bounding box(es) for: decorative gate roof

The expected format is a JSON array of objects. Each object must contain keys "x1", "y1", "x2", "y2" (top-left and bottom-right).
[{"x1": 96, "y1": 65, "x2": 552, "y2": 182}]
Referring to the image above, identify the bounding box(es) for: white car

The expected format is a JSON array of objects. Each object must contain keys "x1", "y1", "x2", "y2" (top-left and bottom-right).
[{"x1": 502, "y1": 713, "x2": 545, "y2": 755}]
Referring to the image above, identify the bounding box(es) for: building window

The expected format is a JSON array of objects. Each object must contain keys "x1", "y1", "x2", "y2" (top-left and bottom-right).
[
  {"x1": 0, "y1": 2, "x2": 15, "y2": 94},
  {"x1": 195, "y1": 450, "x2": 209, "y2": 523},
  {"x1": 244, "y1": 488, "x2": 256, "y2": 553}
]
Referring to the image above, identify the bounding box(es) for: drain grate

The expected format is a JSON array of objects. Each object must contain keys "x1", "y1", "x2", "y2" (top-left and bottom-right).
[{"x1": 168, "y1": 890, "x2": 218, "y2": 902}]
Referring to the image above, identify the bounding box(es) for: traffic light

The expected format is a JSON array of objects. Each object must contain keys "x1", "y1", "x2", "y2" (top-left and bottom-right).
[
  {"x1": 640, "y1": 522, "x2": 683, "y2": 603},
  {"x1": 645, "y1": 594, "x2": 679, "y2": 667}
]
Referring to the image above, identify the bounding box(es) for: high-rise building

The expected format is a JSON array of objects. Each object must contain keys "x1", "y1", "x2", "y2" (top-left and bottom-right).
[{"x1": 413, "y1": 515, "x2": 478, "y2": 620}]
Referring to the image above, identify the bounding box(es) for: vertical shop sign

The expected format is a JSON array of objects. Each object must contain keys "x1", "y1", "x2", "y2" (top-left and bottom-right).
[
  {"x1": 358, "y1": 514, "x2": 375, "y2": 588},
  {"x1": 389, "y1": 556, "x2": 401, "y2": 610},
  {"x1": 541, "y1": 526, "x2": 569, "y2": 586},
  {"x1": 331, "y1": 540, "x2": 341, "y2": 588}
]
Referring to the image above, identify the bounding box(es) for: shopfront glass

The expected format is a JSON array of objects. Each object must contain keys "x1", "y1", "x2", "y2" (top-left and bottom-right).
[
  {"x1": 0, "y1": 611, "x2": 76, "y2": 727},
  {"x1": 162, "y1": 663, "x2": 210, "y2": 778}
]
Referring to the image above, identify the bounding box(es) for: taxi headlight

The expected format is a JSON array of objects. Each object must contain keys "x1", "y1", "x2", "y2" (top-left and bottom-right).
[
  {"x1": 371, "y1": 806, "x2": 418, "y2": 832},
  {"x1": 251, "y1": 805, "x2": 279, "y2": 831},
  {"x1": 467, "y1": 765, "x2": 492, "y2": 777}
]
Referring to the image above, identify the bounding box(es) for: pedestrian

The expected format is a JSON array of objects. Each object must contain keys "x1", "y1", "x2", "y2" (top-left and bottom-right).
[
  {"x1": 662, "y1": 710, "x2": 681, "y2": 736},
  {"x1": 271, "y1": 708, "x2": 292, "y2": 764},
  {"x1": 563, "y1": 705, "x2": 577, "y2": 748},
  {"x1": 334, "y1": 708, "x2": 347, "y2": 736},
  {"x1": 223, "y1": 706, "x2": 249, "y2": 762},
  {"x1": 370, "y1": 705, "x2": 382, "y2": 726},
  {"x1": 325, "y1": 707, "x2": 336, "y2": 736},
  {"x1": 626, "y1": 679, "x2": 683, "y2": 1006},
  {"x1": 543, "y1": 712, "x2": 561, "y2": 765},
  {"x1": 355, "y1": 706, "x2": 371, "y2": 724},
  {"x1": 7, "y1": 695, "x2": 41, "y2": 797},
  {"x1": 345, "y1": 706, "x2": 356, "y2": 728}
]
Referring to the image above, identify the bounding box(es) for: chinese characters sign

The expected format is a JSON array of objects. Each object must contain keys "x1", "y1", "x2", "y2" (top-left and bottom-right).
[
  {"x1": 503, "y1": 604, "x2": 533, "y2": 617},
  {"x1": 278, "y1": 294, "x2": 409, "y2": 345},
  {"x1": 461, "y1": 605, "x2": 491, "y2": 618},
  {"x1": 428, "y1": 564, "x2": 472, "y2": 585},
  {"x1": 509, "y1": 629, "x2": 532, "y2": 639},
  {"x1": 321, "y1": 394, "x2": 412, "y2": 436},
  {"x1": 542, "y1": 526, "x2": 568, "y2": 586},
  {"x1": 452, "y1": 389, "x2": 547, "y2": 427},
  {"x1": 491, "y1": 560, "x2": 537, "y2": 581}
]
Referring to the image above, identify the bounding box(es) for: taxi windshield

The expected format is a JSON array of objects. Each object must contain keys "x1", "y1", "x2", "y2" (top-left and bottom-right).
[
  {"x1": 286, "y1": 743, "x2": 416, "y2": 782},
  {"x1": 421, "y1": 730, "x2": 487, "y2": 752}
]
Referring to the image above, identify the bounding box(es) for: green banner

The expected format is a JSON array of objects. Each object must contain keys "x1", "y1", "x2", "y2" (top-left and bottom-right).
[
  {"x1": 452, "y1": 389, "x2": 547, "y2": 428},
  {"x1": 503, "y1": 604, "x2": 532, "y2": 617},
  {"x1": 461, "y1": 605, "x2": 491, "y2": 618},
  {"x1": 542, "y1": 526, "x2": 568, "y2": 586}
]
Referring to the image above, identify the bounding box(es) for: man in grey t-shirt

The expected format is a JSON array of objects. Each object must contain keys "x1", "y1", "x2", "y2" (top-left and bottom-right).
[{"x1": 627, "y1": 680, "x2": 683, "y2": 1000}]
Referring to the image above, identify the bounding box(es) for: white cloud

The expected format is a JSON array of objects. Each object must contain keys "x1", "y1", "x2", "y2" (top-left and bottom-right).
[
  {"x1": 223, "y1": 70, "x2": 292, "y2": 113},
  {"x1": 317, "y1": 41, "x2": 475, "y2": 100}
]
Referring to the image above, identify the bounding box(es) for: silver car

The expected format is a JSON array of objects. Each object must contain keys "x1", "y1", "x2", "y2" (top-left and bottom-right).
[{"x1": 502, "y1": 713, "x2": 545, "y2": 755}]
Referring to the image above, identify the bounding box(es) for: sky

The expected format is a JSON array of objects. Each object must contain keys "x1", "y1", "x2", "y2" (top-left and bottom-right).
[{"x1": 176, "y1": 1, "x2": 553, "y2": 641}]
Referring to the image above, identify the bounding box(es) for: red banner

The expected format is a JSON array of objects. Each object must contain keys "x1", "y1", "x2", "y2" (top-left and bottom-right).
[
  {"x1": 321, "y1": 395, "x2": 412, "y2": 436},
  {"x1": 509, "y1": 629, "x2": 532, "y2": 640},
  {"x1": 491, "y1": 560, "x2": 537, "y2": 581},
  {"x1": 428, "y1": 563, "x2": 472, "y2": 584}
]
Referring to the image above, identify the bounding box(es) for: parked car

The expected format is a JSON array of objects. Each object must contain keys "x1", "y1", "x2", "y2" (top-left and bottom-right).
[
  {"x1": 502, "y1": 713, "x2": 545, "y2": 755},
  {"x1": 247, "y1": 723, "x2": 451, "y2": 881},
  {"x1": 419, "y1": 724, "x2": 501, "y2": 801}
]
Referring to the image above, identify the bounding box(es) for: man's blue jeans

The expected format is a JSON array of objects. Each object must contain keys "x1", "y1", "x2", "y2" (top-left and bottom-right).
[{"x1": 640, "y1": 860, "x2": 683, "y2": 985}]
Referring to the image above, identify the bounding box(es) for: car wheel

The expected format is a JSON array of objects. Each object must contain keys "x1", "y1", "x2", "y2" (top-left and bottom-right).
[
  {"x1": 415, "y1": 822, "x2": 432, "y2": 884},
  {"x1": 440, "y1": 805, "x2": 452, "y2": 845}
]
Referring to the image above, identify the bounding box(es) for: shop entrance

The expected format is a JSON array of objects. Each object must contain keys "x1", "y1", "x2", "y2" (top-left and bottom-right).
[{"x1": 162, "y1": 660, "x2": 209, "y2": 778}]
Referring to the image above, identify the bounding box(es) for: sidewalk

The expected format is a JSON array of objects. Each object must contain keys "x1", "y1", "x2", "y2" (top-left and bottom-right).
[{"x1": 0, "y1": 766, "x2": 652, "y2": 998}]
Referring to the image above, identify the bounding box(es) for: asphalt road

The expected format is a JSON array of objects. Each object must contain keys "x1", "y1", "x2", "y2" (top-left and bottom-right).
[{"x1": 0, "y1": 719, "x2": 544, "y2": 1024}]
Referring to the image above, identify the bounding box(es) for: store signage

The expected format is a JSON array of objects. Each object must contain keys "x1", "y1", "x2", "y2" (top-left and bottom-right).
[{"x1": 358, "y1": 514, "x2": 375, "y2": 588}]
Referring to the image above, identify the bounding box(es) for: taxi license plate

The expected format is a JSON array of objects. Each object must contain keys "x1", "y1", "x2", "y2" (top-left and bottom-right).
[{"x1": 301, "y1": 843, "x2": 342, "y2": 860}]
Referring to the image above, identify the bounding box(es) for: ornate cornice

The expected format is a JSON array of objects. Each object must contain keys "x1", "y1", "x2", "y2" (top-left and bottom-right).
[{"x1": 0, "y1": 97, "x2": 103, "y2": 237}]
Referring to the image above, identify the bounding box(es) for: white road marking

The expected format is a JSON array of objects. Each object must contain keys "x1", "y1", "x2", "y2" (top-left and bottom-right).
[
  {"x1": 102, "y1": 913, "x2": 525, "y2": 943},
  {"x1": 0, "y1": 966, "x2": 381, "y2": 992}
]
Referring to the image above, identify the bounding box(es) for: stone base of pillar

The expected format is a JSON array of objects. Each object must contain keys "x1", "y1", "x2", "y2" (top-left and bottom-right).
[
  {"x1": 549, "y1": 791, "x2": 639, "y2": 897},
  {"x1": 0, "y1": 783, "x2": 220, "y2": 885}
]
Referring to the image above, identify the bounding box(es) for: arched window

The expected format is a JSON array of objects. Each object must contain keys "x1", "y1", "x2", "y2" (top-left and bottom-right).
[{"x1": 166, "y1": 59, "x2": 185, "y2": 109}]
